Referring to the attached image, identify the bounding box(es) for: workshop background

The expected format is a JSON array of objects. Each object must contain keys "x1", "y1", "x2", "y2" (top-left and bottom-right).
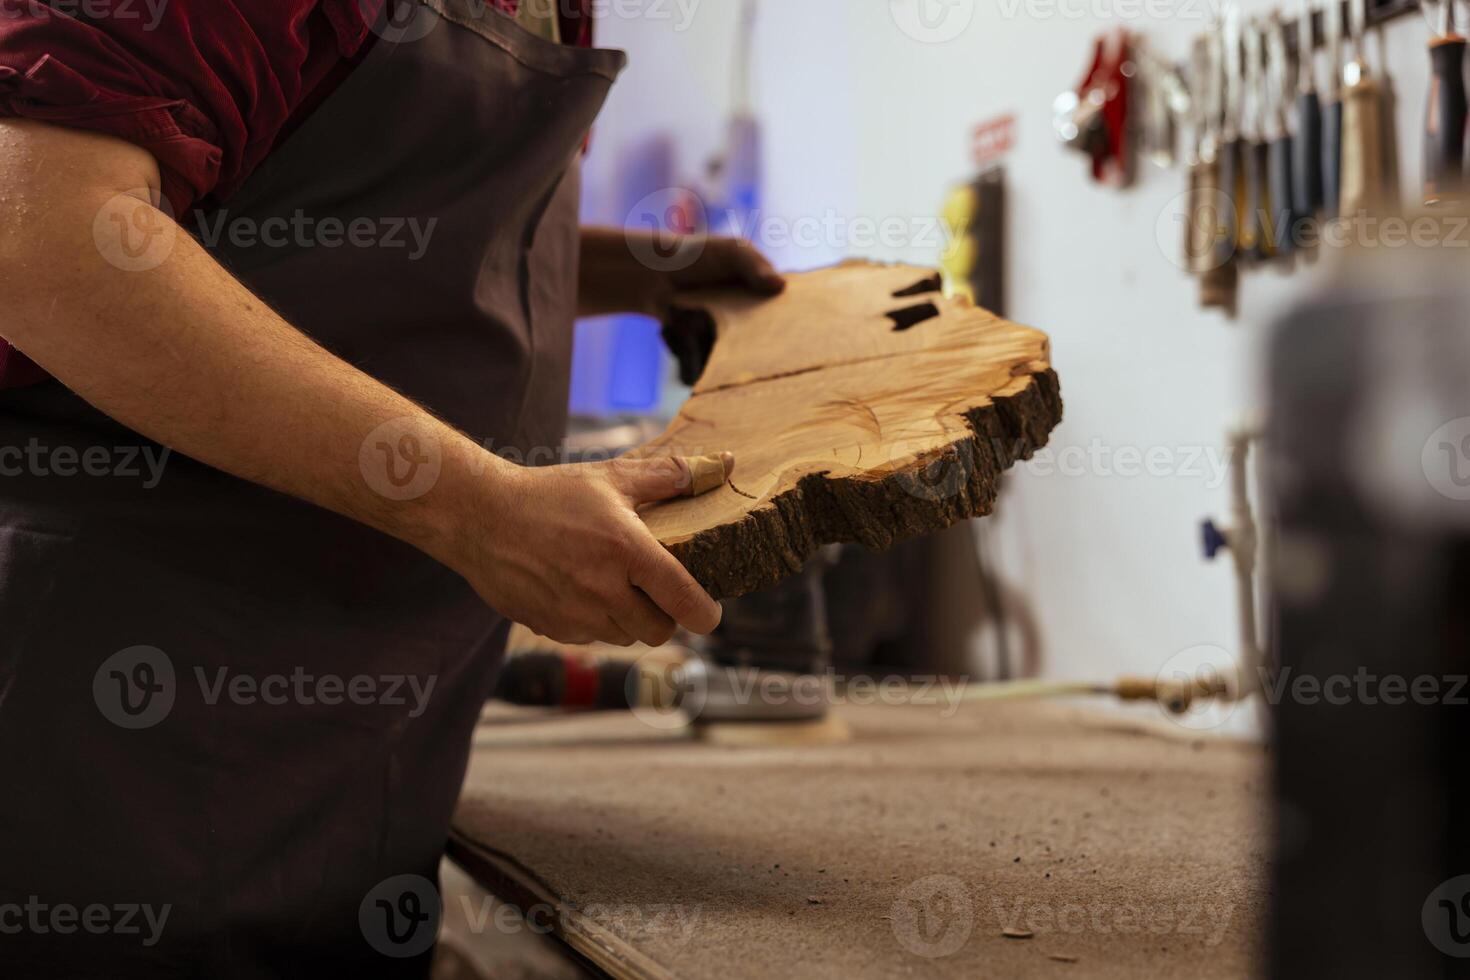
[
  {"x1": 572, "y1": 0, "x2": 1429, "y2": 706},
  {"x1": 455, "y1": 2, "x2": 1470, "y2": 976}
]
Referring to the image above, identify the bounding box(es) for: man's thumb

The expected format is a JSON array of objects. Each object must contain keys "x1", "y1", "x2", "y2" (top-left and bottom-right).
[{"x1": 616, "y1": 452, "x2": 734, "y2": 505}]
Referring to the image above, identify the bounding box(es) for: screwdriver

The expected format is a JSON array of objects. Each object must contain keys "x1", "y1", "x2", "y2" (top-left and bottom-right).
[
  {"x1": 1267, "y1": 14, "x2": 1301, "y2": 255},
  {"x1": 1340, "y1": 0, "x2": 1384, "y2": 217},
  {"x1": 1294, "y1": 0, "x2": 1325, "y2": 218},
  {"x1": 1424, "y1": 0, "x2": 1468, "y2": 204},
  {"x1": 1322, "y1": 0, "x2": 1345, "y2": 218}
]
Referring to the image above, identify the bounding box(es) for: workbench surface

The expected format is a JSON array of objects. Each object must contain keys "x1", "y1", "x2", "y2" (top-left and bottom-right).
[{"x1": 451, "y1": 699, "x2": 1267, "y2": 979}]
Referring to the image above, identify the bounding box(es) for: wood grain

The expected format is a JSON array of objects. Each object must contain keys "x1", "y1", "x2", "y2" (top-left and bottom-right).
[{"x1": 635, "y1": 261, "x2": 1062, "y2": 599}]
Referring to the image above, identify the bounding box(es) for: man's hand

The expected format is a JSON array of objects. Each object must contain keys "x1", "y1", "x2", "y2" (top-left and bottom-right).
[
  {"x1": 579, "y1": 227, "x2": 785, "y2": 319},
  {"x1": 579, "y1": 228, "x2": 785, "y2": 385},
  {"x1": 454, "y1": 453, "x2": 732, "y2": 646},
  {"x1": 664, "y1": 235, "x2": 786, "y2": 300}
]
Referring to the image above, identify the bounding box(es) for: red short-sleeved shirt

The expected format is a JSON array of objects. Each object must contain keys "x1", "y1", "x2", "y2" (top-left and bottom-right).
[{"x1": 0, "y1": 0, "x2": 592, "y2": 388}]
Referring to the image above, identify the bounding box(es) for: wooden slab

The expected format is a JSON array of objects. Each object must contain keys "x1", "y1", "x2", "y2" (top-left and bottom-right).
[
  {"x1": 451, "y1": 702, "x2": 1267, "y2": 980},
  {"x1": 634, "y1": 262, "x2": 1062, "y2": 599}
]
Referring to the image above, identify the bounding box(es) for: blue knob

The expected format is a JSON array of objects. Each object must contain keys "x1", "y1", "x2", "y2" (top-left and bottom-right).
[{"x1": 1201, "y1": 520, "x2": 1228, "y2": 560}]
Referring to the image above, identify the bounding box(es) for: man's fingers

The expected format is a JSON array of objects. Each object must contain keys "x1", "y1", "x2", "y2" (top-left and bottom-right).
[
  {"x1": 538, "y1": 620, "x2": 631, "y2": 648},
  {"x1": 737, "y1": 246, "x2": 786, "y2": 295},
  {"x1": 610, "y1": 589, "x2": 678, "y2": 648},
  {"x1": 628, "y1": 540, "x2": 722, "y2": 635},
  {"x1": 611, "y1": 453, "x2": 734, "y2": 506},
  {"x1": 597, "y1": 618, "x2": 637, "y2": 648},
  {"x1": 681, "y1": 452, "x2": 734, "y2": 496}
]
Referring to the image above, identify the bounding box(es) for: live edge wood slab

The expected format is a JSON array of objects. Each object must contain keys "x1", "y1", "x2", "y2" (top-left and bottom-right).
[{"x1": 634, "y1": 261, "x2": 1062, "y2": 600}]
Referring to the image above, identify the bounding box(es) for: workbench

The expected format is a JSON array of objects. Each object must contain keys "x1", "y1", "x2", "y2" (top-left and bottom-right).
[{"x1": 449, "y1": 700, "x2": 1267, "y2": 979}]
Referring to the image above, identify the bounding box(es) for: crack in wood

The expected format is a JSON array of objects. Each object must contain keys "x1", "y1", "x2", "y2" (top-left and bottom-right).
[{"x1": 886, "y1": 302, "x2": 941, "y2": 332}]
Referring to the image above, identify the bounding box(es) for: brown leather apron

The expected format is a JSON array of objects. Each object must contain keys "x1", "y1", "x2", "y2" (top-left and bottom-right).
[{"x1": 0, "y1": 2, "x2": 623, "y2": 975}]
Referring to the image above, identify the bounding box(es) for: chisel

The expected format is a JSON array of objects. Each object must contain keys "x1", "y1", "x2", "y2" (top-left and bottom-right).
[
  {"x1": 1267, "y1": 14, "x2": 1301, "y2": 254},
  {"x1": 1322, "y1": 0, "x2": 1345, "y2": 218},
  {"x1": 1294, "y1": 0, "x2": 1325, "y2": 217},
  {"x1": 1424, "y1": 0, "x2": 1468, "y2": 204},
  {"x1": 1339, "y1": 0, "x2": 1384, "y2": 217}
]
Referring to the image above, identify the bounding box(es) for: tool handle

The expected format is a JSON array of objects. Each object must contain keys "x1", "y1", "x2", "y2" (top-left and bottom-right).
[
  {"x1": 1244, "y1": 140, "x2": 1274, "y2": 261},
  {"x1": 1425, "y1": 35, "x2": 1469, "y2": 203},
  {"x1": 1294, "y1": 91, "x2": 1325, "y2": 215},
  {"x1": 1189, "y1": 157, "x2": 1236, "y2": 312},
  {"x1": 1323, "y1": 98, "x2": 1344, "y2": 219},
  {"x1": 1184, "y1": 163, "x2": 1207, "y2": 274},
  {"x1": 1213, "y1": 139, "x2": 1244, "y2": 267},
  {"x1": 1270, "y1": 134, "x2": 1299, "y2": 254},
  {"x1": 1341, "y1": 78, "x2": 1383, "y2": 216}
]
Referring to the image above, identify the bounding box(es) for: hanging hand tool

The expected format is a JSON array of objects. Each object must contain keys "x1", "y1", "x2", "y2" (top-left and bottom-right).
[
  {"x1": 1294, "y1": 0, "x2": 1326, "y2": 218},
  {"x1": 1214, "y1": 6, "x2": 1247, "y2": 269},
  {"x1": 1139, "y1": 42, "x2": 1189, "y2": 169},
  {"x1": 1424, "y1": 0, "x2": 1468, "y2": 204},
  {"x1": 1340, "y1": 0, "x2": 1385, "y2": 216},
  {"x1": 1379, "y1": 12, "x2": 1404, "y2": 210},
  {"x1": 1054, "y1": 29, "x2": 1136, "y2": 186},
  {"x1": 1268, "y1": 13, "x2": 1302, "y2": 255},
  {"x1": 1199, "y1": 24, "x2": 1239, "y2": 313},
  {"x1": 1184, "y1": 34, "x2": 1219, "y2": 274},
  {"x1": 1243, "y1": 19, "x2": 1276, "y2": 260},
  {"x1": 1322, "y1": 0, "x2": 1345, "y2": 218}
]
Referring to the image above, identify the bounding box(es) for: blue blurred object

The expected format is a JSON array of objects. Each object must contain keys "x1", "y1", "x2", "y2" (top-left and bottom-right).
[
  {"x1": 569, "y1": 135, "x2": 679, "y2": 417},
  {"x1": 1200, "y1": 519, "x2": 1228, "y2": 560},
  {"x1": 605, "y1": 317, "x2": 666, "y2": 410},
  {"x1": 569, "y1": 0, "x2": 764, "y2": 420}
]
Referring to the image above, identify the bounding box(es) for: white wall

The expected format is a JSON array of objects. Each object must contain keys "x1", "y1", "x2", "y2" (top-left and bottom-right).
[{"x1": 584, "y1": 0, "x2": 1435, "y2": 691}]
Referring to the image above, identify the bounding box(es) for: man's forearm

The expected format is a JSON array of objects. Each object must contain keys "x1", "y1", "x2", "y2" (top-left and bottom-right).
[
  {"x1": 0, "y1": 119, "x2": 732, "y2": 646},
  {"x1": 577, "y1": 226, "x2": 670, "y2": 317},
  {"x1": 0, "y1": 119, "x2": 497, "y2": 573}
]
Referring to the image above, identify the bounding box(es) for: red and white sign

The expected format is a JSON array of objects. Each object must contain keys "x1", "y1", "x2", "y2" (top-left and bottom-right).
[{"x1": 970, "y1": 114, "x2": 1016, "y2": 168}]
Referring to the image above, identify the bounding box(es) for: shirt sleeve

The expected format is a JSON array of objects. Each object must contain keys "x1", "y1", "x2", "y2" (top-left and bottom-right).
[{"x1": 0, "y1": 0, "x2": 379, "y2": 213}]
